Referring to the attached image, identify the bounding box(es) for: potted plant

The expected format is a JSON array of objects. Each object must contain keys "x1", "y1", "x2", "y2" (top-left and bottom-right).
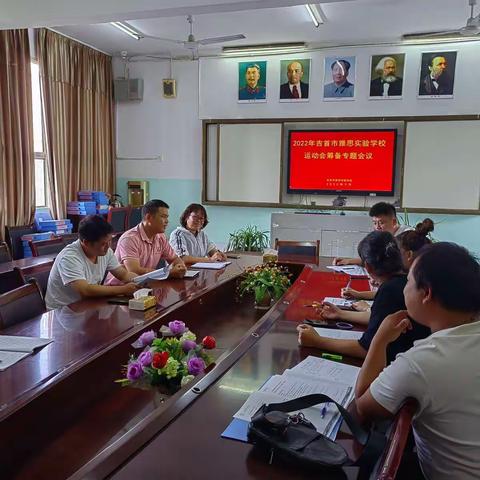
[
  {"x1": 226, "y1": 225, "x2": 269, "y2": 252},
  {"x1": 237, "y1": 263, "x2": 291, "y2": 310}
]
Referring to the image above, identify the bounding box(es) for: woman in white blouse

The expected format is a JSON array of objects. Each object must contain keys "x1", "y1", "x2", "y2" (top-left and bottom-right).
[{"x1": 169, "y1": 204, "x2": 227, "y2": 264}]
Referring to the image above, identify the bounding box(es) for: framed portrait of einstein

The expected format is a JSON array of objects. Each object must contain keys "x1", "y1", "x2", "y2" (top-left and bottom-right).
[
  {"x1": 369, "y1": 54, "x2": 405, "y2": 100},
  {"x1": 238, "y1": 61, "x2": 267, "y2": 103}
]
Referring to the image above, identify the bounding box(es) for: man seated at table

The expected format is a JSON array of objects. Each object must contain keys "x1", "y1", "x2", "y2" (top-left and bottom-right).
[
  {"x1": 355, "y1": 242, "x2": 480, "y2": 480},
  {"x1": 334, "y1": 202, "x2": 412, "y2": 266},
  {"x1": 106, "y1": 199, "x2": 186, "y2": 285},
  {"x1": 45, "y1": 215, "x2": 140, "y2": 310}
]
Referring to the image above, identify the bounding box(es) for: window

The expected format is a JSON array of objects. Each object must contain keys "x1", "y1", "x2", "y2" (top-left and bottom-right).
[{"x1": 31, "y1": 62, "x2": 47, "y2": 207}]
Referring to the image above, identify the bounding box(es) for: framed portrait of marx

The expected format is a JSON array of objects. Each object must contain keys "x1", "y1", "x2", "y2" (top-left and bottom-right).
[
  {"x1": 238, "y1": 61, "x2": 267, "y2": 103},
  {"x1": 369, "y1": 53, "x2": 405, "y2": 99},
  {"x1": 323, "y1": 56, "x2": 356, "y2": 101},
  {"x1": 279, "y1": 59, "x2": 311, "y2": 102},
  {"x1": 418, "y1": 51, "x2": 457, "y2": 99}
]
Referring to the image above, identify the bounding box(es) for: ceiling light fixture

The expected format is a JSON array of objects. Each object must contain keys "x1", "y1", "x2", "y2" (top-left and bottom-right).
[
  {"x1": 222, "y1": 42, "x2": 307, "y2": 56},
  {"x1": 402, "y1": 36, "x2": 480, "y2": 44},
  {"x1": 110, "y1": 21, "x2": 144, "y2": 40},
  {"x1": 305, "y1": 4, "x2": 325, "y2": 28}
]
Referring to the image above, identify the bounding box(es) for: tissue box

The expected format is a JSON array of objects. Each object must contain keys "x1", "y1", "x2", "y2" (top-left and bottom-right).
[{"x1": 129, "y1": 296, "x2": 157, "y2": 311}]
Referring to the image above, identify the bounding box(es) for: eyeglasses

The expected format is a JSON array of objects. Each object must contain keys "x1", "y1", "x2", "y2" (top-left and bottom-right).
[{"x1": 190, "y1": 214, "x2": 205, "y2": 221}]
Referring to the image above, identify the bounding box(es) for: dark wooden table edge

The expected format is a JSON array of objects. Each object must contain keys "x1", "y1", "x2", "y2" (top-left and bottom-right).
[
  {"x1": 67, "y1": 266, "x2": 314, "y2": 480},
  {"x1": 0, "y1": 261, "x2": 255, "y2": 423}
]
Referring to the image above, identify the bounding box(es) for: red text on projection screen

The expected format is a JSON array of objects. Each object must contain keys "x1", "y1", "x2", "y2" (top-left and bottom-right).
[{"x1": 287, "y1": 130, "x2": 397, "y2": 195}]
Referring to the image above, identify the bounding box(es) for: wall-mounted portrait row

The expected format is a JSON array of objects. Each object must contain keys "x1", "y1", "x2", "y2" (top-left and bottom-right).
[{"x1": 237, "y1": 51, "x2": 457, "y2": 103}]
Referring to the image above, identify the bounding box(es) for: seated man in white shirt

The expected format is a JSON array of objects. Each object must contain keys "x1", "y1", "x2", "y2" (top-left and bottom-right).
[
  {"x1": 354, "y1": 242, "x2": 480, "y2": 480},
  {"x1": 334, "y1": 202, "x2": 412, "y2": 267},
  {"x1": 45, "y1": 215, "x2": 140, "y2": 310}
]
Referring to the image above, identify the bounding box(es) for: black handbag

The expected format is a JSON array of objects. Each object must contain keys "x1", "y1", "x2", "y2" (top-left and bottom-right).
[{"x1": 247, "y1": 393, "x2": 385, "y2": 470}]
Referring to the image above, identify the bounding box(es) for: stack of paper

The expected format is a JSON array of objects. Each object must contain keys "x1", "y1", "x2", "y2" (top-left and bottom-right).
[
  {"x1": 323, "y1": 297, "x2": 354, "y2": 309},
  {"x1": 327, "y1": 265, "x2": 368, "y2": 277},
  {"x1": 133, "y1": 266, "x2": 170, "y2": 284},
  {"x1": 222, "y1": 356, "x2": 360, "y2": 442},
  {"x1": 190, "y1": 261, "x2": 231, "y2": 270},
  {"x1": 0, "y1": 336, "x2": 53, "y2": 371},
  {"x1": 313, "y1": 327, "x2": 363, "y2": 341}
]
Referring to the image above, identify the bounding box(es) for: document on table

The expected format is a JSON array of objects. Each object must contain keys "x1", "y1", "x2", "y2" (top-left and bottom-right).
[
  {"x1": 133, "y1": 266, "x2": 170, "y2": 284},
  {"x1": 314, "y1": 327, "x2": 363, "y2": 341},
  {"x1": 326, "y1": 265, "x2": 368, "y2": 277},
  {"x1": 0, "y1": 351, "x2": 31, "y2": 371},
  {"x1": 233, "y1": 390, "x2": 341, "y2": 439},
  {"x1": 190, "y1": 262, "x2": 231, "y2": 270},
  {"x1": 0, "y1": 335, "x2": 53, "y2": 371},
  {"x1": 323, "y1": 297, "x2": 354, "y2": 309},
  {"x1": 287, "y1": 356, "x2": 360, "y2": 385},
  {"x1": 224, "y1": 356, "x2": 358, "y2": 443},
  {"x1": 0, "y1": 335, "x2": 53, "y2": 352}
]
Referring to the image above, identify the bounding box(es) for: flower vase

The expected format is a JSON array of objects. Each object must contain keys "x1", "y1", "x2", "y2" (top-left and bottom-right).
[{"x1": 254, "y1": 291, "x2": 273, "y2": 310}]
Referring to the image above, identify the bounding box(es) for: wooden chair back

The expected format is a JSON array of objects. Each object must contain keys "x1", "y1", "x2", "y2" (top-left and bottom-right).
[
  {"x1": 30, "y1": 237, "x2": 65, "y2": 257},
  {"x1": 4, "y1": 224, "x2": 37, "y2": 260},
  {"x1": 0, "y1": 280, "x2": 46, "y2": 329},
  {"x1": 107, "y1": 207, "x2": 129, "y2": 234},
  {"x1": 127, "y1": 206, "x2": 142, "y2": 230},
  {"x1": 0, "y1": 268, "x2": 26, "y2": 295},
  {"x1": 0, "y1": 241, "x2": 12, "y2": 263}
]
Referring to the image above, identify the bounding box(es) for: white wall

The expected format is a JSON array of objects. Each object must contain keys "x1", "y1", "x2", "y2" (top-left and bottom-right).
[
  {"x1": 199, "y1": 41, "x2": 480, "y2": 118},
  {"x1": 114, "y1": 59, "x2": 202, "y2": 180}
]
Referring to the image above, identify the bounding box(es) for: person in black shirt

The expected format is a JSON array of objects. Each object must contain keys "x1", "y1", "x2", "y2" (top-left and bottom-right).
[{"x1": 297, "y1": 231, "x2": 430, "y2": 362}]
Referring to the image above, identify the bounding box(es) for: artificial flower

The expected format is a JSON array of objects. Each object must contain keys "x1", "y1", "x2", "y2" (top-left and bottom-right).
[
  {"x1": 152, "y1": 351, "x2": 169, "y2": 369},
  {"x1": 138, "y1": 330, "x2": 155, "y2": 346},
  {"x1": 162, "y1": 357, "x2": 180, "y2": 379},
  {"x1": 182, "y1": 339, "x2": 197, "y2": 352},
  {"x1": 138, "y1": 350, "x2": 153, "y2": 367},
  {"x1": 187, "y1": 357, "x2": 206, "y2": 376},
  {"x1": 127, "y1": 361, "x2": 143, "y2": 381},
  {"x1": 181, "y1": 375, "x2": 195, "y2": 387},
  {"x1": 180, "y1": 331, "x2": 196, "y2": 342},
  {"x1": 168, "y1": 320, "x2": 186, "y2": 335},
  {"x1": 202, "y1": 336, "x2": 216, "y2": 349}
]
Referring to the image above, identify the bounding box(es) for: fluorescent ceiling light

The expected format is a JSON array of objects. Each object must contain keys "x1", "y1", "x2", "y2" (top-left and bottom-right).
[
  {"x1": 402, "y1": 35, "x2": 480, "y2": 44},
  {"x1": 305, "y1": 4, "x2": 325, "y2": 28},
  {"x1": 110, "y1": 21, "x2": 144, "y2": 40},
  {"x1": 222, "y1": 42, "x2": 307, "y2": 56}
]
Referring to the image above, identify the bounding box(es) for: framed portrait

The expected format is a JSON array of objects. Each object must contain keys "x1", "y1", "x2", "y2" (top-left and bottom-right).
[
  {"x1": 418, "y1": 51, "x2": 457, "y2": 99},
  {"x1": 369, "y1": 54, "x2": 405, "y2": 100},
  {"x1": 238, "y1": 61, "x2": 267, "y2": 103},
  {"x1": 323, "y1": 56, "x2": 356, "y2": 101},
  {"x1": 279, "y1": 59, "x2": 311, "y2": 102}
]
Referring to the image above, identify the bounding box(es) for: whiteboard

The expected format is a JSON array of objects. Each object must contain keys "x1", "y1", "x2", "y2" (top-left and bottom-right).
[
  {"x1": 218, "y1": 124, "x2": 281, "y2": 203},
  {"x1": 402, "y1": 121, "x2": 480, "y2": 210}
]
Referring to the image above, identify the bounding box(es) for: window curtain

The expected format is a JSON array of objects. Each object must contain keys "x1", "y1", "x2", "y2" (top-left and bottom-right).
[
  {"x1": 0, "y1": 29, "x2": 35, "y2": 240},
  {"x1": 36, "y1": 28, "x2": 115, "y2": 219}
]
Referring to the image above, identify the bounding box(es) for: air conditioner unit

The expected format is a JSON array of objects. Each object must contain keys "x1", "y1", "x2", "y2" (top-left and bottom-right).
[{"x1": 114, "y1": 78, "x2": 144, "y2": 102}]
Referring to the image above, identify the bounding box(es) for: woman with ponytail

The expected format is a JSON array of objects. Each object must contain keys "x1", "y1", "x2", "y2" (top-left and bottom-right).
[
  {"x1": 396, "y1": 218, "x2": 434, "y2": 270},
  {"x1": 298, "y1": 231, "x2": 430, "y2": 362}
]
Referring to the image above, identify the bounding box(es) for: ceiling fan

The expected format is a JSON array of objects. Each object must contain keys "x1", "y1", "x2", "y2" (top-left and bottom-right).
[
  {"x1": 141, "y1": 15, "x2": 245, "y2": 56},
  {"x1": 403, "y1": 0, "x2": 480, "y2": 40}
]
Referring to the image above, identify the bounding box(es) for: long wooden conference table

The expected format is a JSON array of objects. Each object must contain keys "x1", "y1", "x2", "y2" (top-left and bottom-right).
[{"x1": 0, "y1": 254, "x2": 371, "y2": 480}]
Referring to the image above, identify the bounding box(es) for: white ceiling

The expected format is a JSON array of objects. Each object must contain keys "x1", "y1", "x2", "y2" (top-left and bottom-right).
[{"x1": 2, "y1": 0, "x2": 476, "y2": 57}]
